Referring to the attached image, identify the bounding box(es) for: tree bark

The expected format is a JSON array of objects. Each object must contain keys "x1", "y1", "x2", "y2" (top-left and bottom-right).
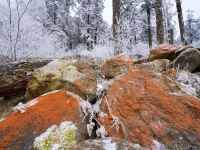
[
  {"x1": 176, "y1": 0, "x2": 187, "y2": 45},
  {"x1": 155, "y1": 0, "x2": 165, "y2": 45},
  {"x1": 146, "y1": 0, "x2": 152, "y2": 48},
  {"x1": 113, "y1": 0, "x2": 122, "y2": 55}
]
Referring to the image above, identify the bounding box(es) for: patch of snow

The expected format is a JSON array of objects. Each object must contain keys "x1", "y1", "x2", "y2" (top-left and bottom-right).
[
  {"x1": 102, "y1": 138, "x2": 117, "y2": 150},
  {"x1": 176, "y1": 71, "x2": 200, "y2": 99},
  {"x1": 41, "y1": 90, "x2": 62, "y2": 97},
  {"x1": 13, "y1": 102, "x2": 26, "y2": 113},
  {"x1": 26, "y1": 99, "x2": 38, "y2": 108},
  {"x1": 51, "y1": 144, "x2": 61, "y2": 150},
  {"x1": 0, "y1": 118, "x2": 5, "y2": 122},
  {"x1": 96, "y1": 125, "x2": 108, "y2": 138},
  {"x1": 136, "y1": 2, "x2": 146, "y2": 10},
  {"x1": 87, "y1": 122, "x2": 95, "y2": 137},
  {"x1": 152, "y1": 140, "x2": 166, "y2": 150},
  {"x1": 97, "y1": 84, "x2": 104, "y2": 96}
]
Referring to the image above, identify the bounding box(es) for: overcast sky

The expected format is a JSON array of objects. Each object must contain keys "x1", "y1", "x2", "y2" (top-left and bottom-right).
[{"x1": 103, "y1": 0, "x2": 200, "y2": 26}]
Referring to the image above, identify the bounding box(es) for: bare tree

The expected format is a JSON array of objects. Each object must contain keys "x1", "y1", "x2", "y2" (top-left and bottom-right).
[
  {"x1": 175, "y1": 0, "x2": 187, "y2": 45},
  {"x1": 0, "y1": 0, "x2": 32, "y2": 61},
  {"x1": 113, "y1": 0, "x2": 122, "y2": 55},
  {"x1": 155, "y1": 0, "x2": 164, "y2": 44}
]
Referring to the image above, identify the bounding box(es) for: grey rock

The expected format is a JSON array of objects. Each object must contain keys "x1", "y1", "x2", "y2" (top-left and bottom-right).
[{"x1": 169, "y1": 48, "x2": 200, "y2": 72}]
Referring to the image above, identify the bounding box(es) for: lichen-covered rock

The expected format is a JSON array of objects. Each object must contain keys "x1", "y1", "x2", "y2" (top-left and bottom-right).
[
  {"x1": 69, "y1": 138, "x2": 149, "y2": 150},
  {"x1": 100, "y1": 54, "x2": 133, "y2": 79},
  {"x1": 0, "y1": 90, "x2": 88, "y2": 150},
  {"x1": 34, "y1": 121, "x2": 77, "y2": 150},
  {"x1": 98, "y1": 70, "x2": 200, "y2": 149},
  {"x1": 25, "y1": 59, "x2": 97, "y2": 101},
  {"x1": 168, "y1": 48, "x2": 200, "y2": 72},
  {"x1": 149, "y1": 44, "x2": 193, "y2": 61},
  {"x1": 135, "y1": 59, "x2": 170, "y2": 72}
]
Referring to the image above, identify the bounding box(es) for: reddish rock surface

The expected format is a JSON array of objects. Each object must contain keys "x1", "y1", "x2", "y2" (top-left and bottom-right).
[
  {"x1": 98, "y1": 70, "x2": 200, "y2": 149},
  {"x1": 149, "y1": 44, "x2": 193, "y2": 61},
  {"x1": 100, "y1": 54, "x2": 134, "y2": 79},
  {"x1": 0, "y1": 90, "x2": 88, "y2": 150}
]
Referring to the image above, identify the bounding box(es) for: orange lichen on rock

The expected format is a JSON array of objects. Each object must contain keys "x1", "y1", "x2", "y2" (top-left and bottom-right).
[
  {"x1": 100, "y1": 53, "x2": 134, "y2": 79},
  {"x1": 0, "y1": 90, "x2": 87, "y2": 150},
  {"x1": 98, "y1": 70, "x2": 200, "y2": 149},
  {"x1": 149, "y1": 44, "x2": 193, "y2": 61}
]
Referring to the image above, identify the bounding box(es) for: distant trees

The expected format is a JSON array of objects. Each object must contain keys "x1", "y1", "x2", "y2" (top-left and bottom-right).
[
  {"x1": 0, "y1": 0, "x2": 33, "y2": 61},
  {"x1": 185, "y1": 10, "x2": 200, "y2": 44}
]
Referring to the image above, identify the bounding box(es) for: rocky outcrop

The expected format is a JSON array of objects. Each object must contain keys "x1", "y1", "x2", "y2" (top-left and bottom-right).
[
  {"x1": 149, "y1": 44, "x2": 193, "y2": 61},
  {"x1": 169, "y1": 48, "x2": 200, "y2": 72},
  {"x1": 135, "y1": 59, "x2": 170, "y2": 72},
  {"x1": 0, "y1": 90, "x2": 88, "y2": 150},
  {"x1": 100, "y1": 54, "x2": 133, "y2": 79},
  {"x1": 25, "y1": 59, "x2": 97, "y2": 102},
  {"x1": 98, "y1": 69, "x2": 200, "y2": 149},
  {"x1": 69, "y1": 138, "x2": 149, "y2": 150},
  {"x1": 0, "y1": 61, "x2": 49, "y2": 98}
]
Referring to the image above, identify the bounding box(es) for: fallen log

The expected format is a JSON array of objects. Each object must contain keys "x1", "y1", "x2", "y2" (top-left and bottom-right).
[{"x1": 0, "y1": 61, "x2": 49, "y2": 98}]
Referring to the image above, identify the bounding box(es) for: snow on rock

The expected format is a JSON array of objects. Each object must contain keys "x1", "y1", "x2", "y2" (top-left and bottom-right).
[
  {"x1": 0, "y1": 90, "x2": 88, "y2": 149},
  {"x1": 176, "y1": 71, "x2": 200, "y2": 99},
  {"x1": 34, "y1": 121, "x2": 77, "y2": 150},
  {"x1": 102, "y1": 138, "x2": 117, "y2": 150}
]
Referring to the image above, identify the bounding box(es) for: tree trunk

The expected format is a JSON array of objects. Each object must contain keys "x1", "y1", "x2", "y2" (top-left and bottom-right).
[
  {"x1": 146, "y1": 0, "x2": 152, "y2": 48},
  {"x1": 155, "y1": 0, "x2": 164, "y2": 45},
  {"x1": 0, "y1": 61, "x2": 49, "y2": 98},
  {"x1": 176, "y1": 0, "x2": 187, "y2": 45},
  {"x1": 113, "y1": 0, "x2": 122, "y2": 55}
]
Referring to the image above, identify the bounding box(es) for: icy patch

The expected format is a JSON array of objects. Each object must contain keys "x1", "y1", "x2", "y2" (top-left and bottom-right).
[
  {"x1": 102, "y1": 138, "x2": 117, "y2": 150},
  {"x1": 96, "y1": 125, "x2": 108, "y2": 138},
  {"x1": 13, "y1": 102, "x2": 26, "y2": 113},
  {"x1": 26, "y1": 99, "x2": 38, "y2": 108},
  {"x1": 34, "y1": 121, "x2": 77, "y2": 150},
  {"x1": 41, "y1": 90, "x2": 62, "y2": 97},
  {"x1": 152, "y1": 140, "x2": 166, "y2": 150},
  {"x1": 0, "y1": 118, "x2": 5, "y2": 122},
  {"x1": 176, "y1": 71, "x2": 200, "y2": 99}
]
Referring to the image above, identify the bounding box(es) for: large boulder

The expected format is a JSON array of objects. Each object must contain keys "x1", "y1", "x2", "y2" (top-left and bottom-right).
[
  {"x1": 149, "y1": 44, "x2": 193, "y2": 61},
  {"x1": 0, "y1": 90, "x2": 88, "y2": 150},
  {"x1": 69, "y1": 138, "x2": 149, "y2": 150},
  {"x1": 0, "y1": 61, "x2": 49, "y2": 98},
  {"x1": 135, "y1": 59, "x2": 170, "y2": 73},
  {"x1": 25, "y1": 59, "x2": 97, "y2": 101},
  {"x1": 100, "y1": 54, "x2": 133, "y2": 79},
  {"x1": 168, "y1": 48, "x2": 200, "y2": 72},
  {"x1": 98, "y1": 70, "x2": 200, "y2": 149}
]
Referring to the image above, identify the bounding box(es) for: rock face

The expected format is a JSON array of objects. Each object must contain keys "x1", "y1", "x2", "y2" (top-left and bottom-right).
[
  {"x1": 0, "y1": 61, "x2": 49, "y2": 98},
  {"x1": 100, "y1": 54, "x2": 133, "y2": 79},
  {"x1": 149, "y1": 44, "x2": 193, "y2": 61},
  {"x1": 0, "y1": 90, "x2": 88, "y2": 150},
  {"x1": 25, "y1": 59, "x2": 97, "y2": 101},
  {"x1": 98, "y1": 70, "x2": 200, "y2": 149},
  {"x1": 69, "y1": 138, "x2": 148, "y2": 150},
  {"x1": 135, "y1": 59, "x2": 170, "y2": 72},
  {"x1": 169, "y1": 48, "x2": 200, "y2": 72}
]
